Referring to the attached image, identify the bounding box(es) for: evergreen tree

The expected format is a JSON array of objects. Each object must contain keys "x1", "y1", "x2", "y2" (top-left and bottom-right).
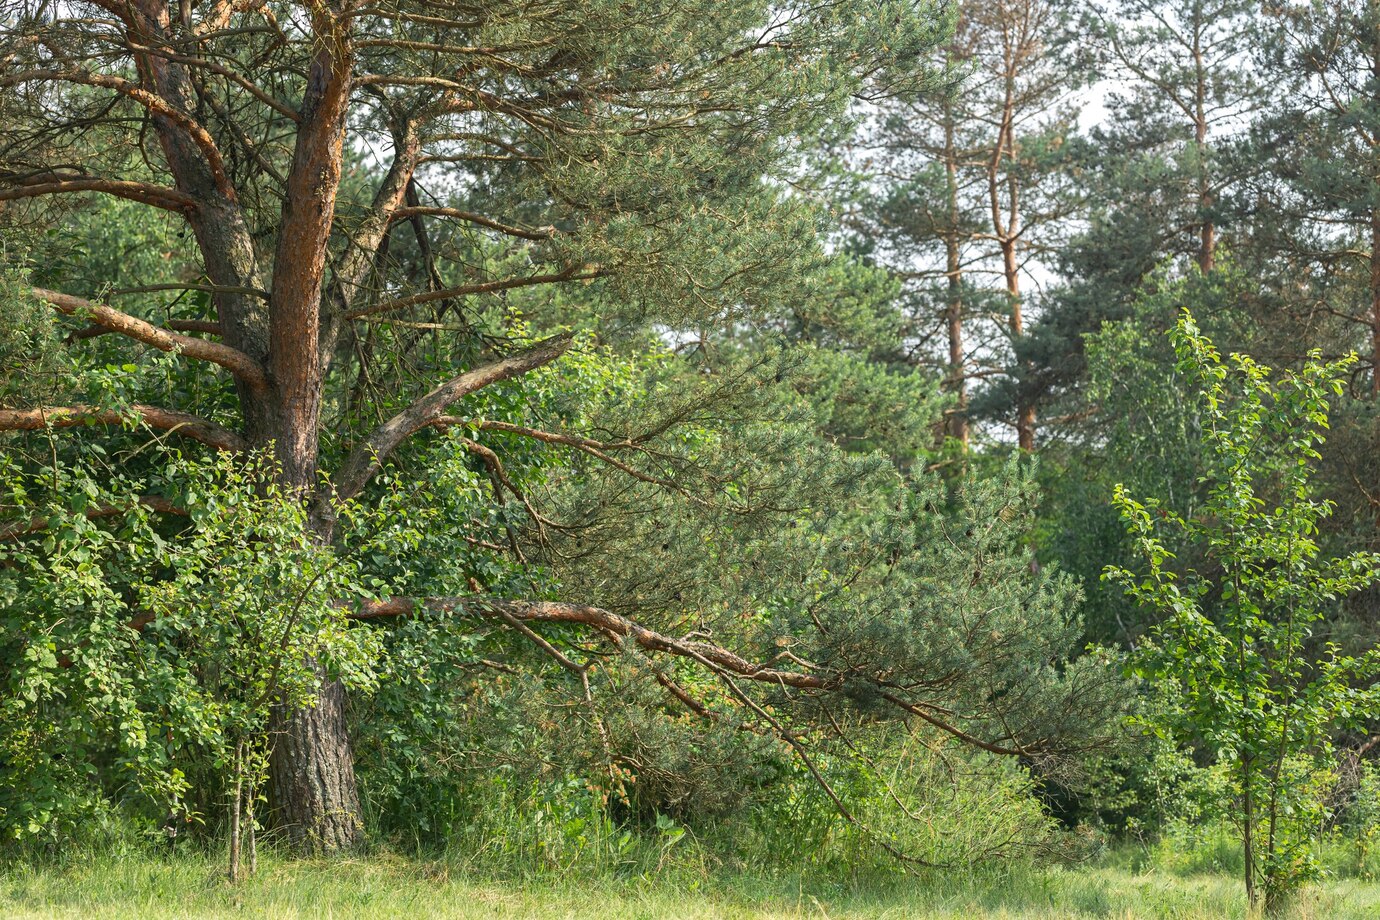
[
  {"x1": 0, "y1": 0, "x2": 1119, "y2": 862},
  {"x1": 1021, "y1": 0, "x2": 1262, "y2": 442},
  {"x1": 0, "y1": 0, "x2": 951, "y2": 851},
  {"x1": 1253, "y1": 1, "x2": 1380, "y2": 397},
  {"x1": 858, "y1": 0, "x2": 1088, "y2": 452}
]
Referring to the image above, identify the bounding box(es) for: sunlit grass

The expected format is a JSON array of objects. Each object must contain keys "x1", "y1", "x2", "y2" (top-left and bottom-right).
[{"x1": 4, "y1": 848, "x2": 1380, "y2": 919}]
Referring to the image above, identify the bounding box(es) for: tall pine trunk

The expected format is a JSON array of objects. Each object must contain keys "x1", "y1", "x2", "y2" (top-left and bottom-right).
[
  {"x1": 269, "y1": 671, "x2": 364, "y2": 852},
  {"x1": 1193, "y1": 12, "x2": 1215, "y2": 275},
  {"x1": 1003, "y1": 238, "x2": 1035, "y2": 452},
  {"x1": 261, "y1": 16, "x2": 362, "y2": 851},
  {"x1": 943, "y1": 111, "x2": 969, "y2": 447}
]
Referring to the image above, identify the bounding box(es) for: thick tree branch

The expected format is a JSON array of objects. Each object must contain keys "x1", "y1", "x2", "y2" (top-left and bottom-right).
[
  {"x1": 0, "y1": 178, "x2": 196, "y2": 213},
  {"x1": 68, "y1": 320, "x2": 224, "y2": 343},
  {"x1": 350, "y1": 597, "x2": 827, "y2": 687},
  {"x1": 330, "y1": 334, "x2": 573, "y2": 501},
  {"x1": 0, "y1": 404, "x2": 246, "y2": 452},
  {"x1": 34, "y1": 288, "x2": 268, "y2": 393},
  {"x1": 195, "y1": 0, "x2": 269, "y2": 37}
]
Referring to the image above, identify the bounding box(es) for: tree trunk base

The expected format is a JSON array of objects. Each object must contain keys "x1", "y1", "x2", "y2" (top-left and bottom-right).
[{"x1": 269, "y1": 673, "x2": 364, "y2": 854}]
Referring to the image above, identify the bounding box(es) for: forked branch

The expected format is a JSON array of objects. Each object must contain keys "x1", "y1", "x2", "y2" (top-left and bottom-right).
[{"x1": 330, "y1": 334, "x2": 574, "y2": 501}]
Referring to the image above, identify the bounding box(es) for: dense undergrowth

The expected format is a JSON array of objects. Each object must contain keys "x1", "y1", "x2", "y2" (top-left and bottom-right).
[{"x1": 6, "y1": 744, "x2": 1380, "y2": 919}]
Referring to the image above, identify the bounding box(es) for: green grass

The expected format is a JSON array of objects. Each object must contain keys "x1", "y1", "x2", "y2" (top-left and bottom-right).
[{"x1": 4, "y1": 851, "x2": 1380, "y2": 919}]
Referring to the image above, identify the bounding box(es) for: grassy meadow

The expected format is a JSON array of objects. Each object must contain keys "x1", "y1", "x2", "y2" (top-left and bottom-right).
[{"x1": 4, "y1": 848, "x2": 1380, "y2": 919}]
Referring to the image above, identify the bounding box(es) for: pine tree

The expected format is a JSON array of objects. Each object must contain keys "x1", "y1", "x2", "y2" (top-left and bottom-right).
[
  {"x1": 1254, "y1": 1, "x2": 1380, "y2": 397},
  {"x1": 859, "y1": 0, "x2": 1087, "y2": 452}
]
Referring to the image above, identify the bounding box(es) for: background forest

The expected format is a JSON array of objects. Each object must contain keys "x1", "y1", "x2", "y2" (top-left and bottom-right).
[{"x1": 2, "y1": 0, "x2": 1380, "y2": 917}]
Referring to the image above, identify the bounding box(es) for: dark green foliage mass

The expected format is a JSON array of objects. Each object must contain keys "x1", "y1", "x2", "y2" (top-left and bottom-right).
[{"x1": 3, "y1": 0, "x2": 1380, "y2": 899}]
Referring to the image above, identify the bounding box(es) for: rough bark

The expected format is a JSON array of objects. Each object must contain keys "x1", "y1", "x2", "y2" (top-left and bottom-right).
[
  {"x1": 266, "y1": 9, "x2": 353, "y2": 489},
  {"x1": 267, "y1": 671, "x2": 364, "y2": 854},
  {"x1": 35, "y1": 288, "x2": 267, "y2": 393},
  {"x1": 246, "y1": 8, "x2": 362, "y2": 851}
]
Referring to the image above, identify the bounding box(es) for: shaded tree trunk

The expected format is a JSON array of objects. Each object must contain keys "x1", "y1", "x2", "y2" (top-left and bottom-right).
[
  {"x1": 1193, "y1": 8, "x2": 1216, "y2": 274},
  {"x1": 1003, "y1": 237, "x2": 1036, "y2": 452},
  {"x1": 268, "y1": 674, "x2": 364, "y2": 852}
]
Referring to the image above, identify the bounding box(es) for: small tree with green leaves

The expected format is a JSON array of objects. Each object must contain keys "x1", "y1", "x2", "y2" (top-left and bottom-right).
[{"x1": 1106, "y1": 313, "x2": 1380, "y2": 911}]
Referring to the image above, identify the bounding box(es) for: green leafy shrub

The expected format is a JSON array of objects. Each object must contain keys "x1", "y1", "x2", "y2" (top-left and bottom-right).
[
  {"x1": 1106, "y1": 312, "x2": 1380, "y2": 910},
  {"x1": 0, "y1": 451, "x2": 385, "y2": 845}
]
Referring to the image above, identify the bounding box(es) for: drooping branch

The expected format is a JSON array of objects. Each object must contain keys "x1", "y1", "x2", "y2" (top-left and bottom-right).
[
  {"x1": 0, "y1": 405, "x2": 246, "y2": 452},
  {"x1": 330, "y1": 333, "x2": 573, "y2": 502},
  {"x1": 349, "y1": 596, "x2": 1038, "y2": 757},
  {"x1": 450, "y1": 433, "x2": 559, "y2": 551},
  {"x1": 35, "y1": 288, "x2": 268, "y2": 393},
  {"x1": 351, "y1": 596, "x2": 825, "y2": 686}
]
